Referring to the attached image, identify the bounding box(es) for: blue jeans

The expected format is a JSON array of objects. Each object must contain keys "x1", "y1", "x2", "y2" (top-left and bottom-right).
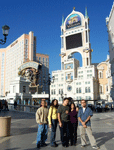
[
  {"x1": 50, "y1": 119, "x2": 58, "y2": 145},
  {"x1": 36, "y1": 124, "x2": 48, "y2": 145}
]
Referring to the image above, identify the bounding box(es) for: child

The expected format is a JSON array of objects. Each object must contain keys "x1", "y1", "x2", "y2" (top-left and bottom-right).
[{"x1": 36, "y1": 100, "x2": 48, "y2": 148}]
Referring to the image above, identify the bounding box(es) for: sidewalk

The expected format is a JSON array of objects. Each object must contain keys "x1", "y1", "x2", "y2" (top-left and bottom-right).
[{"x1": 0, "y1": 110, "x2": 114, "y2": 150}]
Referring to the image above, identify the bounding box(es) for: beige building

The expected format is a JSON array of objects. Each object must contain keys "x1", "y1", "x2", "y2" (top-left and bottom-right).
[
  {"x1": 36, "y1": 53, "x2": 49, "y2": 94},
  {"x1": 97, "y1": 55, "x2": 112, "y2": 102},
  {"x1": 0, "y1": 31, "x2": 36, "y2": 96},
  {"x1": 0, "y1": 31, "x2": 49, "y2": 97}
]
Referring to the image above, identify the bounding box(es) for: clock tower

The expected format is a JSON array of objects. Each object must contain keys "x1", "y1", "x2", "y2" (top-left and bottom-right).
[
  {"x1": 60, "y1": 7, "x2": 92, "y2": 69},
  {"x1": 50, "y1": 8, "x2": 98, "y2": 104}
]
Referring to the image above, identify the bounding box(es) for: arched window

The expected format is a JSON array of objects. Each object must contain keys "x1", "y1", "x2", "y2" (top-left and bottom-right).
[
  {"x1": 51, "y1": 90, "x2": 53, "y2": 95},
  {"x1": 99, "y1": 71, "x2": 103, "y2": 78},
  {"x1": 76, "y1": 88, "x2": 79, "y2": 93},
  {"x1": 85, "y1": 22, "x2": 87, "y2": 29},
  {"x1": 61, "y1": 29, "x2": 63, "y2": 35},
  {"x1": 85, "y1": 87, "x2": 88, "y2": 93},
  {"x1": 39, "y1": 57, "x2": 41, "y2": 62},
  {"x1": 87, "y1": 58, "x2": 89, "y2": 66},
  {"x1": 89, "y1": 96, "x2": 91, "y2": 100},
  {"x1": 88, "y1": 87, "x2": 91, "y2": 93},
  {"x1": 59, "y1": 89, "x2": 61, "y2": 94},
  {"x1": 79, "y1": 87, "x2": 81, "y2": 93},
  {"x1": 61, "y1": 89, "x2": 63, "y2": 94},
  {"x1": 54, "y1": 89, "x2": 56, "y2": 95},
  {"x1": 100, "y1": 72, "x2": 102, "y2": 78},
  {"x1": 61, "y1": 37, "x2": 64, "y2": 48},
  {"x1": 86, "y1": 31, "x2": 88, "y2": 43},
  {"x1": 43, "y1": 58, "x2": 45, "y2": 64},
  {"x1": 106, "y1": 85, "x2": 108, "y2": 92},
  {"x1": 99, "y1": 85, "x2": 103, "y2": 94}
]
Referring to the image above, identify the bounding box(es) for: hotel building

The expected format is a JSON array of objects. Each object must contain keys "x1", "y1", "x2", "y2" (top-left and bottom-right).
[
  {"x1": 106, "y1": 2, "x2": 114, "y2": 100},
  {"x1": 0, "y1": 31, "x2": 49, "y2": 97},
  {"x1": 36, "y1": 53, "x2": 49, "y2": 94},
  {"x1": 50, "y1": 8, "x2": 112, "y2": 104}
]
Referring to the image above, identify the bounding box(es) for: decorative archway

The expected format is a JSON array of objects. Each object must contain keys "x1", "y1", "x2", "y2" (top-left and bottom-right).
[{"x1": 67, "y1": 50, "x2": 83, "y2": 67}]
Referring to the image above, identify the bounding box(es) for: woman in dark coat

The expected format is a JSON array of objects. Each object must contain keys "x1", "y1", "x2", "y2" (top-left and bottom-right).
[{"x1": 69, "y1": 103, "x2": 78, "y2": 146}]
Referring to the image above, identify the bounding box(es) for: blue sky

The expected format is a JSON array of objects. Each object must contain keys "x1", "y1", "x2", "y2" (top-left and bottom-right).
[{"x1": 0, "y1": 0, "x2": 113, "y2": 74}]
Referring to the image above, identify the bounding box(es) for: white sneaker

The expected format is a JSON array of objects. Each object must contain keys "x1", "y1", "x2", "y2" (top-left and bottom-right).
[
  {"x1": 92, "y1": 146, "x2": 100, "y2": 149},
  {"x1": 81, "y1": 145, "x2": 86, "y2": 148}
]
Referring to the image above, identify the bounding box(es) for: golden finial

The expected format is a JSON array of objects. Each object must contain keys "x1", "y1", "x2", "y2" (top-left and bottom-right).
[{"x1": 73, "y1": 7, "x2": 75, "y2": 10}]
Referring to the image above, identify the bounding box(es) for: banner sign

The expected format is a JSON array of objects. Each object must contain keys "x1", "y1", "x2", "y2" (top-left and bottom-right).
[
  {"x1": 66, "y1": 14, "x2": 81, "y2": 29},
  {"x1": 18, "y1": 61, "x2": 39, "y2": 71}
]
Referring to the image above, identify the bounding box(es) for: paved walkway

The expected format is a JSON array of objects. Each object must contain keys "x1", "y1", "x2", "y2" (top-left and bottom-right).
[{"x1": 0, "y1": 110, "x2": 114, "y2": 150}]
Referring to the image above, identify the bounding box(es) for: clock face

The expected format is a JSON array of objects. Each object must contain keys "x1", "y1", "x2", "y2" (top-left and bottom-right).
[{"x1": 67, "y1": 85, "x2": 72, "y2": 91}]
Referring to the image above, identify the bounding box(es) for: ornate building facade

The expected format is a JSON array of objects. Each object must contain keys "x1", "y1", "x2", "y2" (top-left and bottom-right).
[
  {"x1": 50, "y1": 8, "x2": 112, "y2": 104},
  {"x1": 50, "y1": 8, "x2": 98, "y2": 104},
  {"x1": 106, "y1": 2, "x2": 114, "y2": 100}
]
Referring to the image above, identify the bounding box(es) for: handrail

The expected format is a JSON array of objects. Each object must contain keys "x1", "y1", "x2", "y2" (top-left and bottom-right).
[{"x1": 8, "y1": 103, "x2": 40, "y2": 113}]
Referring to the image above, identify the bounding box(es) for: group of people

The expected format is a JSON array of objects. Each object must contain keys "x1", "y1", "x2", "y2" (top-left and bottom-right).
[
  {"x1": 0, "y1": 99, "x2": 9, "y2": 111},
  {"x1": 36, "y1": 98, "x2": 99, "y2": 149}
]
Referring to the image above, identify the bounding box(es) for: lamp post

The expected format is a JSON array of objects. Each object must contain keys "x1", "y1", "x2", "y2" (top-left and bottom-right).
[
  {"x1": 60, "y1": 93, "x2": 67, "y2": 102},
  {"x1": 0, "y1": 25, "x2": 10, "y2": 45}
]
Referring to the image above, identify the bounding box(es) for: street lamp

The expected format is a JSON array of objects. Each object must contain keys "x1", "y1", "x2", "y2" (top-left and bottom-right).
[{"x1": 0, "y1": 25, "x2": 10, "y2": 45}]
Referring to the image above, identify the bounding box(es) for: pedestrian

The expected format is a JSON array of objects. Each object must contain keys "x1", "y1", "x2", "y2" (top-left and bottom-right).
[
  {"x1": 0, "y1": 101, "x2": 3, "y2": 111},
  {"x1": 36, "y1": 100, "x2": 49, "y2": 149},
  {"x1": 14, "y1": 101, "x2": 17, "y2": 110},
  {"x1": 78, "y1": 99, "x2": 99, "y2": 149},
  {"x1": 57, "y1": 98, "x2": 70, "y2": 147},
  {"x1": 69, "y1": 103, "x2": 78, "y2": 146},
  {"x1": 5, "y1": 100, "x2": 9, "y2": 111},
  {"x1": 48, "y1": 99, "x2": 58, "y2": 147}
]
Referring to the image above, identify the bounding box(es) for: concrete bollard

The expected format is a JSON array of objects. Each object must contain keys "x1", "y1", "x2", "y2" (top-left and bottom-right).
[{"x1": 0, "y1": 116, "x2": 11, "y2": 137}]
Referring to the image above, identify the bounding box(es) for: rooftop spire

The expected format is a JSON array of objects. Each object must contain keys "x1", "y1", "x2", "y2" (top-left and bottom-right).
[
  {"x1": 85, "y1": 7, "x2": 89, "y2": 18},
  {"x1": 62, "y1": 15, "x2": 64, "y2": 25},
  {"x1": 73, "y1": 7, "x2": 75, "y2": 10}
]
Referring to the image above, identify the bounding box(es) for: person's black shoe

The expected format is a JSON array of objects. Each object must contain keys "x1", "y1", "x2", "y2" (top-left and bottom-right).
[
  {"x1": 37, "y1": 143, "x2": 40, "y2": 148},
  {"x1": 42, "y1": 143, "x2": 47, "y2": 147},
  {"x1": 62, "y1": 144, "x2": 66, "y2": 147},
  {"x1": 70, "y1": 142, "x2": 73, "y2": 146},
  {"x1": 51, "y1": 144, "x2": 57, "y2": 147},
  {"x1": 54, "y1": 143, "x2": 58, "y2": 147},
  {"x1": 66, "y1": 144, "x2": 69, "y2": 147}
]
